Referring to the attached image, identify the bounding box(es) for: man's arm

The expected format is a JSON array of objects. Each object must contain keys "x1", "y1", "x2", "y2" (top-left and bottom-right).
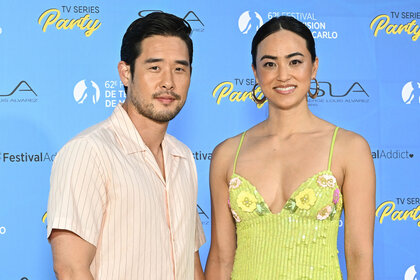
[
  {"x1": 194, "y1": 251, "x2": 205, "y2": 280},
  {"x1": 50, "y1": 229, "x2": 96, "y2": 280}
]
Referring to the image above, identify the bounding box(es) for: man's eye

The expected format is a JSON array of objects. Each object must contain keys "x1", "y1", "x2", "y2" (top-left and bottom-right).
[
  {"x1": 290, "y1": 60, "x2": 302, "y2": 65},
  {"x1": 263, "y1": 62, "x2": 276, "y2": 67},
  {"x1": 149, "y1": 66, "x2": 159, "y2": 70}
]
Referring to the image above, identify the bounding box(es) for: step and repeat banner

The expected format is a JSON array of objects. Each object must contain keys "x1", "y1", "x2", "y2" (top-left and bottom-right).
[{"x1": 0, "y1": 0, "x2": 419, "y2": 279}]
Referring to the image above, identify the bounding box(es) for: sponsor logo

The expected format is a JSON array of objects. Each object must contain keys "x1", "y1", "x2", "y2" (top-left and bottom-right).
[
  {"x1": 405, "y1": 265, "x2": 418, "y2": 280},
  {"x1": 197, "y1": 204, "x2": 209, "y2": 225},
  {"x1": 193, "y1": 151, "x2": 212, "y2": 161},
  {"x1": 0, "y1": 226, "x2": 6, "y2": 235},
  {"x1": 212, "y1": 78, "x2": 369, "y2": 108},
  {"x1": 38, "y1": 6, "x2": 101, "y2": 37},
  {"x1": 238, "y1": 11, "x2": 263, "y2": 34},
  {"x1": 0, "y1": 152, "x2": 56, "y2": 163},
  {"x1": 402, "y1": 81, "x2": 420, "y2": 104},
  {"x1": 267, "y1": 12, "x2": 338, "y2": 39},
  {"x1": 376, "y1": 198, "x2": 420, "y2": 227},
  {"x1": 371, "y1": 149, "x2": 414, "y2": 160},
  {"x1": 308, "y1": 81, "x2": 369, "y2": 106},
  {"x1": 74, "y1": 80, "x2": 101, "y2": 104},
  {"x1": 0, "y1": 81, "x2": 38, "y2": 103},
  {"x1": 138, "y1": 10, "x2": 204, "y2": 32},
  {"x1": 370, "y1": 12, "x2": 420, "y2": 41}
]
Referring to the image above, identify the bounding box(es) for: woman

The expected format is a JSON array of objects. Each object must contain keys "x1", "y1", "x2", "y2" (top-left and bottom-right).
[{"x1": 205, "y1": 16, "x2": 375, "y2": 279}]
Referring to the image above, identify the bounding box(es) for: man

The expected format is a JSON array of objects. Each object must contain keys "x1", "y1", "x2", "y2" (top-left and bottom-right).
[{"x1": 47, "y1": 12, "x2": 205, "y2": 279}]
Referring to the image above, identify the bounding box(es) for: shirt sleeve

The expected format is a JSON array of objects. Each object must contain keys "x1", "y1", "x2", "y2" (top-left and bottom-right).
[
  {"x1": 47, "y1": 137, "x2": 107, "y2": 247},
  {"x1": 195, "y1": 209, "x2": 206, "y2": 251}
]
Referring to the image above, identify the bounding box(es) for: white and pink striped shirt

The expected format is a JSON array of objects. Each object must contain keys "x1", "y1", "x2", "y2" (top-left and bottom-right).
[{"x1": 47, "y1": 104, "x2": 205, "y2": 279}]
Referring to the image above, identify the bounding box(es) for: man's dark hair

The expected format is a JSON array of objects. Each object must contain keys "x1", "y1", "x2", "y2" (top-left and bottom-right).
[
  {"x1": 120, "y1": 12, "x2": 193, "y2": 91},
  {"x1": 251, "y1": 16, "x2": 316, "y2": 67}
]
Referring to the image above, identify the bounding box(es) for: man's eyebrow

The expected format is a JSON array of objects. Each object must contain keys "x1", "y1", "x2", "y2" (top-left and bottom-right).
[
  {"x1": 144, "y1": 58, "x2": 190, "y2": 67},
  {"x1": 285, "y1": 52, "x2": 304, "y2": 59},
  {"x1": 260, "y1": 55, "x2": 277, "y2": 61},
  {"x1": 175, "y1": 60, "x2": 190, "y2": 66},
  {"x1": 144, "y1": 58, "x2": 163, "y2": 63}
]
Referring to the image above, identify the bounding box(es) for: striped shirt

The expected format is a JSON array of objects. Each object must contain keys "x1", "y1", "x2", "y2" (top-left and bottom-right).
[{"x1": 47, "y1": 104, "x2": 205, "y2": 280}]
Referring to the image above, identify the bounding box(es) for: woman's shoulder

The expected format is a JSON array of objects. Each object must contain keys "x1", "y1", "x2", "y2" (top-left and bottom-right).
[
  {"x1": 212, "y1": 132, "x2": 245, "y2": 160},
  {"x1": 335, "y1": 127, "x2": 372, "y2": 159}
]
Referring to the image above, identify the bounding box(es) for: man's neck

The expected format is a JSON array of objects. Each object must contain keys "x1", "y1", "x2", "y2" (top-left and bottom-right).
[{"x1": 122, "y1": 102, "x2": 168, "y2": 156}]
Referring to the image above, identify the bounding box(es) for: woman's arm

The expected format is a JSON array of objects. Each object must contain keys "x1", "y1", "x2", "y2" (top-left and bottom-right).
[
  {"x1": 205, "y1": 141, "x2": 238, "y2": 280},
  {"x1": 341, "y1": 132, "x2": 376, "y2": 280}
]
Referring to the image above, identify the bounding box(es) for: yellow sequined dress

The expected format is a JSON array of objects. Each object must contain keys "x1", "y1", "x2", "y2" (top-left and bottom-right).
[{"x1": 229, "y1": 127, "x2": 343, "y2": 279}]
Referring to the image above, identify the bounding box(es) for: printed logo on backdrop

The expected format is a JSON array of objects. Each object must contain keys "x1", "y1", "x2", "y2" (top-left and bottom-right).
[
  {"x1": 0, "y1": 81, "x2": 38, "y2": 103},
  {"x1": 74, "y1": 80, "x2": 100, "y2": 104},
  {"x1": 197, "y1": 204, "x2": 209, "y2": 225},
  {"x1": 38, "y1": 6, "x2": 101, "y2": 37},
  {"x1": 405, "y1": 265, "x2": 418, "y2": 280},
  {"x1": 238, "y1": 11, "x2": 263, "y2": 35},
  {"x1": 212, "y1": 78, "x2": 369, "y2": 108},
  {"x1": 0, "y1": 225, "x2": 6, "y2": 235},
  {"x1": 370, "y1": 11, "x2": 420, "y2": 41},
  {"x1": 376, "y1": 197, "x2": 420, "y2": 227},
  {"x1": 73, "y1": 79, "x2": 126, "y2": 108},
  {"x1": 238, "y1": 11, "x2": 338, "y2": 39},
  {"x1": 0, "y1": 152, "x2": 56, "y2": 163},
  {"x1": 138, "y1": 10, "x2": 205, "y2": 33},
  {"x1": 308, "y1": 81, "x2": 369, "y2": 106},
  {"x1": 402, "y1": 81, "x2": 420, "y2": 104},
  {"x1": 371, "y1": 149, "x2": 414, "y2": 160},
  {"x1": 0, "y1": 26, "x2": 2, "y2": 35}
]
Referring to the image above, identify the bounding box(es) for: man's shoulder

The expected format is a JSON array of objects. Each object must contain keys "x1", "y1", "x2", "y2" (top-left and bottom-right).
[
  {"x1": 61, "y1": 117, "x2": 115, "y2": 153},
  {"x1": 165, "y1": 134, "x2": 192, "y2": 157}
]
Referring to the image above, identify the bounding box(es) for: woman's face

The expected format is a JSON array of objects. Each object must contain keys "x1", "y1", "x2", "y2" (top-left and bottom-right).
[{"x1": 252, "y1": 29, "x2": 318, "y2": 109}]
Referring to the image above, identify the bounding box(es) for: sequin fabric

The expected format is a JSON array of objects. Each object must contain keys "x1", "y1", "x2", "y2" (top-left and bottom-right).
[{"x1": 228, "y1": 127, "x2": 343, "y2": 279}]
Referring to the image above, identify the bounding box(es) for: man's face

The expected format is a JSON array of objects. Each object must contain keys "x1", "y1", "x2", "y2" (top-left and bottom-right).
[{"x1": 122, "y1": 35, "x2": 191, "y2": 122}]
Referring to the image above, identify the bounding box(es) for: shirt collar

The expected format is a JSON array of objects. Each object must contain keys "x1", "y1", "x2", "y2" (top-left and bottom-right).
[{"x1": 109, "y1": 103, "x2": 186, "y2": 158}]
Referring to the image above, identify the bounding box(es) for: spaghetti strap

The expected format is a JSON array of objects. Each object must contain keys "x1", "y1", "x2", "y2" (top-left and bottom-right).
[
  {"x1": 327, "y1": 127, "x2": 339, "y2": 171},
  {"x1": 233, "y1": 131, "x2": 247, "y2": 173}
]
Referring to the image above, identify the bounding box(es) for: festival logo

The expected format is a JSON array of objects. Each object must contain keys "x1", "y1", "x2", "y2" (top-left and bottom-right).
[
  {"x1": 238, "y1": 11, "x2": 263, "y2": 35},
  {"x1": 370, "y1": 12, "x2": 420, "y2": 41},
  {"x1": 212, "y1": 78, "x2": 265, "y2": 108},
  {"x1": 0, "y1": 81, "x2": 38, "y2": 103},
  {"x1": 376, "y1": 198, "x2": 420, "y2": 228},
  {"x1": 267, "y1": 11, "x2": 338, "y2": 39},
  {"x1": 74, "y1": 80, "x2": 100, "y2": 105},
  {"x1": 42, "y1": 212, "x2": 47, "y2": 224},
  {"x1": 402, "y1": 81, "x2": 420, "y2": 104},
  {"x1": 0, "y1": 225, "x2": 6, "y2": 235},
  {"x1": 405, "y1": 265, "x2": 418, "y2": 280},
  {"x1": 138, "y1": 10, "x2": 204, "y2": 32},
  {"x1": 0, "y1": 26, "x2": 3, "y2": 35},
  {"x1": 38, "y1": 6, "x2": 101, "y2": 37},
  {"x1": 193, "y1": 151, "x2": 212, "y2": 161},
  {"x1": 371, "y1": 149, "x2": 414, "y2": 160},
  {"x1": 0, "y1": 152, "x2": 56, "y2": 163}
]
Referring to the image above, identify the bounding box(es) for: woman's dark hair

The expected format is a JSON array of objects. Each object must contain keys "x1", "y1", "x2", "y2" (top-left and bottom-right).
[
  {"x1": 251, "y1": 16, "x2": 316, "y2": 67},
  {"x1": 120, "y1": 12, "x2": 193, "y2": 79}
]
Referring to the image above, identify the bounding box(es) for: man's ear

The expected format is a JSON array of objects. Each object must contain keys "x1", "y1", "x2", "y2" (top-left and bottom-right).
[{"x1": 118, "y1": 61, "x2": 131, "y2": 87}]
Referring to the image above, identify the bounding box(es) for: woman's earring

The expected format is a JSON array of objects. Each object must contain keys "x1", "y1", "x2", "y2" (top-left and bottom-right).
[
  {"x1": 308, "y1": 78, "x2": 319, "y2": 99},
  {"x1": 251, "y1": 83, "x2": 266, "y2": 105}
]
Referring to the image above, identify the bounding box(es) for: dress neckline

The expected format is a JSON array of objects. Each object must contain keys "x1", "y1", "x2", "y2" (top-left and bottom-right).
[{"x1": 231, "y1": 170, "x2": 341, "y2": 216}]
